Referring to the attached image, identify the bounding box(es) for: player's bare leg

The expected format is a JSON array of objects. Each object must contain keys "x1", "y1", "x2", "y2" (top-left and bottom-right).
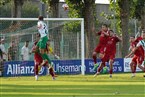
[
  {"x1": 46, "y1": 63, "x2": 57, "y2": 80},
  {"x1": 40, "y1": 49, "x2": 47, "y2": 65},
  {"x1": 34, "y1": 62, "x2": 39, "y2": 81},
  {"x1": 109, "y1": 59, "x2": 113, "y2": 78},
  {"x1": 138, "y1": 64, "x2": 145, "y2": 72},
  {"x1": 92, "y1": 52, "x2": 99, "y2": 70},
  {"x1": 94, "y1": 62, "x2": 105, "y2": 77},
  {"x1": 130, "y1": 61, "x2": 136, "y2": 77}
]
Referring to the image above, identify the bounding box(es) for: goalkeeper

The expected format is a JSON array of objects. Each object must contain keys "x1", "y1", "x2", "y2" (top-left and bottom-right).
[{"x1": 46, "y1": 39, "x2": 60, "y2": 59}]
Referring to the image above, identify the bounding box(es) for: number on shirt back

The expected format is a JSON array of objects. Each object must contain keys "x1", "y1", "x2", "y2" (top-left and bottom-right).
[{"x1": 43, "y1": 24, "x2": 48, "y2": 34}]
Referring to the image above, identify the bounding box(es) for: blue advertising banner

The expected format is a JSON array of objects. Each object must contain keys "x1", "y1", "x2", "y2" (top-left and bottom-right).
[
  {"x1": 85, "y1": 58, "x2": 124, "y2": 74},
  {"x1": 3, "y1": 61, "x2": 47, "y2": 77},
  {"x1": 3, "y1": 58, "x2": 124, "y2": 77},
  {"x1": 52, "y1": 60, "x2": 81, "y2": 74}
]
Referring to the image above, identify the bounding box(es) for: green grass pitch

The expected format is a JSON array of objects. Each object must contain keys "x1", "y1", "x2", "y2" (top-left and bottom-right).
[{"x1": 0, "y1": 73, "x2": 145, "y2": 97}]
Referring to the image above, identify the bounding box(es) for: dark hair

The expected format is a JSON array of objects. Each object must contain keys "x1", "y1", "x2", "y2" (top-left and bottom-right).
[
  {"x1": 36, "y1": 33, "x2": 40, "y2": 37},
  {"x1": 38, "y1": 16, "x2": 44, "y2": 21},
  {"x1": 142, "y1": 29, "x2": 145, "y2": 33},
  {"x1": 26, "y1": 41, "x2": 29, "y2": 42},
  {"x1": 102, "y1": 24, "x2": 108, "y2": 28},
  {"x1": 130, "y1": 35, "x2": 135, "y2": 38},
  {"x1": 109, "y1": 30, "x2": 114, "y2": 33}
]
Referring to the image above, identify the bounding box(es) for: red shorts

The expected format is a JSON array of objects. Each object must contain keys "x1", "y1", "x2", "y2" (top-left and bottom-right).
[
  {"x1": 132, "y1": 55, "x2": 144, "y2": 65},
  {"x1": 34, "y1": 54, "x2": 43, "y2": 65},
  {"x1": 132, "y1": 55, "x2": 137, "y2": 64},
  {"x1": 94, "y1": 44, "x2": 106, "y2": 54},
  {"x1": 101, "y1": 51, "x2": 115, "y2": 63},
  {"x1": 34, "y1": 53, "x2": 48, "y2": 66}
]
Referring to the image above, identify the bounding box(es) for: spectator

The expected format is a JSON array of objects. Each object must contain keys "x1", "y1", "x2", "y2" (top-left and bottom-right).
[
  {"x1": 21, "y1": 41, "x2": 31, "y2": 61},
  {"x1": 0, "y1": 47, "x2": 3, "y2": 61},
  {"x1": 8, "y1": 41, "x2": 16, "y2": 61},
  {"x1": 0, "y1": 39, "x2": 7, "y2": 61}
]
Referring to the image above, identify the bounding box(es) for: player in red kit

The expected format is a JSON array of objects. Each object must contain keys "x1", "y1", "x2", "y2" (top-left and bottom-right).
[
  {"x1": 92, "y1": 24, "x2": 110, "y2": 70},
  {"x1": 126, "y1": 36, "x2": 144, "y2": 77},
  {"x1": 94, "y1": 30, "x2": 121, "y2": 77}
]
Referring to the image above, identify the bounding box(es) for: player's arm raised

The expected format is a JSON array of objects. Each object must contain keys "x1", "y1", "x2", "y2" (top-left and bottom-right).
[
  {"x1": 102, "y1": 30, "x2": 109, "y2": 36},
  {"x1": 125, "y1": 47, "x2": 138, "y2": 58},
  {"x1": 91, "y1": 27, "x2": 101, "y2": 36},
  {"x1": 125, "y1": 41, "x2": 141, "y2": 58},
  {"x1": 37, "y1": 22, "x2": 42, "y2": 29},
  {"x1": 115, "y1": 34, "x2": 122, "y2": 42}
]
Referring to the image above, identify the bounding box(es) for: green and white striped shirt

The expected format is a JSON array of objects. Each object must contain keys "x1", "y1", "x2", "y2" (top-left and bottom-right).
[{"x1": 137, "y1": 40, "x2": 145, "y2": 50}]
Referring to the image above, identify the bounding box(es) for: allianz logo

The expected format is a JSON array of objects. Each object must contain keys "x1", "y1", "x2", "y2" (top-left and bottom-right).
[{"x1": 6, "y1": 64, "x2": 45, "y2": 75}]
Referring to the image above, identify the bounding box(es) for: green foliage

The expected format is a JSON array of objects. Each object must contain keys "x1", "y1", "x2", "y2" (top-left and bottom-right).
[
  {"x1": 0, "y1": 1, "x2": 39, "y2": 30},
  {"x1": 0, "y1": 1, "x2": 11, "y2": 17},
  {"x1": 61, "y1": 0, "x2": 84, "y2": 33},
  {"x1": 65, "y1": 0, "x2": 84, "y2": 18},
  {"x1": 108, "y1": 0, "x2": 121, "y2": 34},
  {"x1": 63, "y1": 21, "x2": 81, "y2": 33},
  {"x1": 134, "y1": 0, "x2": 145, "y2": 19},
  {"x1": 22, "y1": 1, "x2": 39, "y2": 18},
  {"x1": 0, "y1": 0, "x2": 11, "y2": 6},
  {"x1": 109, "y1": 0, "x2": 137, "y2": 34}
]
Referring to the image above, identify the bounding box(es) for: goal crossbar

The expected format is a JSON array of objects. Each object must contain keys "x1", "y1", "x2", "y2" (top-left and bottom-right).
[{"x1": 0, "y1": 18, "x2": 83, "y2": 21}]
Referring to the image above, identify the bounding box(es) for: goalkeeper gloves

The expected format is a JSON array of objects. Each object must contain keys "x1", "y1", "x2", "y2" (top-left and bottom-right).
[{"x1": 54, "y1": 54, "x2": 60, "y2": 59}]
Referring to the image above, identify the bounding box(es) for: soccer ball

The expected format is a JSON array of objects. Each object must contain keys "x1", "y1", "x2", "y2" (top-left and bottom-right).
[{"x1": 62, "y1": 4, "x2": 69, "y2": 11}]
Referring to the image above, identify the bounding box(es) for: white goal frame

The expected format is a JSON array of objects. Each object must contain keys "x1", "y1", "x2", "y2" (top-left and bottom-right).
[{"x1": 0, "y1": 18, "x2": 85, "y2": 75}]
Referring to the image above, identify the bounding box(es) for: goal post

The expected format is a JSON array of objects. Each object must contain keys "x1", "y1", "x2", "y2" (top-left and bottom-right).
[{"x1": 0, "y1": 18, "x2": 85, "y2": 75}]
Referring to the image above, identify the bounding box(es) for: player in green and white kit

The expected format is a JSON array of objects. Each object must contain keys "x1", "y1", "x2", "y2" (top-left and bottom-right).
[{"x1": 37, "y1": 16, "x2": 52, "y2": 66}]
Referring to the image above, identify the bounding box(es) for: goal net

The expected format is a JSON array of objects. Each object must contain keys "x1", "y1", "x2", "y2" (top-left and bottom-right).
[{"x1": 0, "y1": 18, "x2": 85, "y2": 77}]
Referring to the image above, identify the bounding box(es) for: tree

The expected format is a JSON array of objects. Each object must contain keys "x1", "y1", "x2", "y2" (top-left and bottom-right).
[
  {"x1": 109, "y1": 0, "x2": 131, "y2": 57},
  {"x1": 66, "y1": 0, "x2": 96, "y2": 58},
  {"x1": 0, "y1": 0, "x2": 24, "y2": 18},
  {"x1": 134, "y1": 0, "x2": 145, "y2": 30},
  {"x1": 13, "y1": 0, "x2": 24, "y2": 18},
  {"x1": 41, "y1": 0, "x2": 59, "y2": 17},
  {"x1": 0, "y1": 0, "x2": 11, "y2": 6},
  {"x1": 118, "y1": 0, "x2": 130, "y2": 57}
]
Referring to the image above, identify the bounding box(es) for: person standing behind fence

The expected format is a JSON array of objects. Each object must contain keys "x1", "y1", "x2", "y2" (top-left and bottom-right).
[
  {"x1": 0, "y1": 39, "x2": 7, "y2": 61},
  {"x1": 8, "y1": 41, "x2": 16, "y2": 61},
  {"x1": 21, "y1": 41, "x2": 31, "y2": 61}
]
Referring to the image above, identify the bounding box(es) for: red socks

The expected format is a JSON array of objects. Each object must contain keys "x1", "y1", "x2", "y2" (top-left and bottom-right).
[
  {"x1": 93, "y1": 55, "x2": 97, "y2": 64},
  {"x1": 49, "y1": 67, "x2": 55, "y2": 77},
  {"x1": 34, "y1": 63, "x2": 39, "y2": 75}
]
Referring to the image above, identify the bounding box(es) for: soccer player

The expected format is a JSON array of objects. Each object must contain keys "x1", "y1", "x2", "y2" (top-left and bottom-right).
[
  {"x1": 94, "y1": 30, "x2": 121, "y2": 77},
  {"x1": 36, "y1": 16, "x2": 52, "y2": 67},
  {"x1": 126, "y1": 31, "x2": 145, "y2": 77},
  {"x1": 92, "y1": 24, "x2": 110, "y2": 70},
  {"x1": 46, "y1": 39, "x2": 60, "y2": 59},
  {"x1": 32, "y1": 37, "x2": 57, "y2": 81},
  {"x1": 126, "y1": 36, "x2": 143, "y2": 77}
]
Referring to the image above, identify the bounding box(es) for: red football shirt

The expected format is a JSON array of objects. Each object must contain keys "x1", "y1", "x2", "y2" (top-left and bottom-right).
[
  {"x1": 106, "y1": 36, "x2": 120, "y2": 53},
  {"x1": 131, "y1": 41, "x2": 143, "y2": 56},
  {"x1": 134, "y1": 37, "x2": 143, "y2": 43},
  {"x1": 97, "y1": 30, "x2": 110, "y2": 45},
  {"x1": 32, "y1": 42, "x2": 43, "y2": 63}
]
